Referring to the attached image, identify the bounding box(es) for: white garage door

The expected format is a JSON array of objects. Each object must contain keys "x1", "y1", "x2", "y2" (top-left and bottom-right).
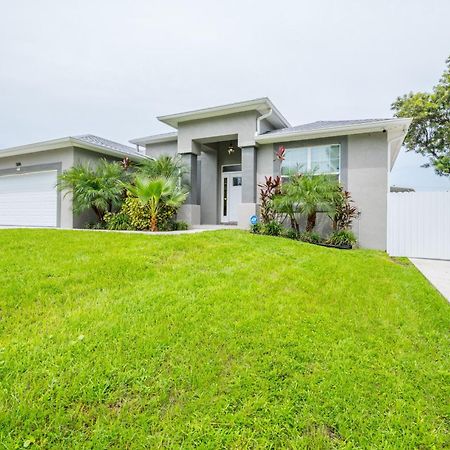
[{"x1": 0, "y1": 170, "x2": 58, "y2": 227}]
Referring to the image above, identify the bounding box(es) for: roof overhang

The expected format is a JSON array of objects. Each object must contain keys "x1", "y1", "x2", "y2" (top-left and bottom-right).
[
  {"x1": 256, "y1": 118, "x2": 412, "y2": 144},
  {"x1": 157, "y1": 97, "x2": 290, "y2": 129},
  {"x1": 129, "y1": 131, "x2": 178, "y2": 146},
  {"x1": 0, "y1": 137, "x2": 147, "y2": 161}
]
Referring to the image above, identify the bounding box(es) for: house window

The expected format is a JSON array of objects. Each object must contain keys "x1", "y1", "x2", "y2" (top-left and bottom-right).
[{"x1": 281, "y1": 144, "x2": 341, "y2": 179}]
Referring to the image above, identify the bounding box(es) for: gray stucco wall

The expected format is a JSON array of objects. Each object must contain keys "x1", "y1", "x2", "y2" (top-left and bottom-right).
[
  {"x1": 0, "y1": 147, "x2": 74, "y2": 228},
  {"x1": 177, "y1": 111, "x2": 258, "y2": 154},
  {"x1": 347, "y1": 132, "x2": 388, "y2": 250},
  {"x1": 145, "y1": 140, "x2": 178, "y2": 158}
]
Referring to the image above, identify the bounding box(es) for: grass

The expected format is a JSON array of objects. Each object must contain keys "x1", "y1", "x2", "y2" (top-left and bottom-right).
[{"x1": 0, "y1": 229, "x2": 448, "y2": 449}]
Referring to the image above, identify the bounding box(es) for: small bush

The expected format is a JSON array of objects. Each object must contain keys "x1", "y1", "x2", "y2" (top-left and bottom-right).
[
  {"x1": 104, "y1": 212, "x2": 134, "y2": 231},
  {"x1": 299, "y1": 231, "x2": 322, "y2": 244},
  {"x1": 250, "y1": 223, "x2": 262, "y2": 234},
  {"x1": 282, "y1": 228, "x2": 299, "y2": 240},
  {"x1": 122, "y1": 196, "x2": 176, "y2": 231},
  {"x1": 328, "y1": 229, "x2": 357, "y2": 247},
  {"x1": 262, "y1": 220, "x2": 282, "y2": 236},
  {"x1": 173, "y1": 221, "x2": 189, "y2": 231},
  {"x1": 85, "y1": 221, "x2": 106, "y2": 230}
]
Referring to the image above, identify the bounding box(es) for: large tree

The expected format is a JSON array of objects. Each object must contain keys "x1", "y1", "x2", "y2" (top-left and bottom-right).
[{"x1": 391, "y1": 56, "x2": 450, "y2": 176}]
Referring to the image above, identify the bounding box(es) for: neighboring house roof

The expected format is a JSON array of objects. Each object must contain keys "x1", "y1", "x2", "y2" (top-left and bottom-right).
[
  {"x1": 156, "y1": 97, "x2": 290, "y2": 130},
  {"x1": 0, "y1": 134, "x2": 147, "y2": 161},
  {"x1": 129, "y1": 131, "x2": 178, "y2": 146},
  {"x1": 255, "y1": 118, "x2": 412, "y2": 143}
]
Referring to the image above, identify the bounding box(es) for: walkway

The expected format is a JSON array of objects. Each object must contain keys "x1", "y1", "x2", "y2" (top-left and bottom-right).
[{"x1": 410, "y1": 258, "x2": 450, "y2": 302}]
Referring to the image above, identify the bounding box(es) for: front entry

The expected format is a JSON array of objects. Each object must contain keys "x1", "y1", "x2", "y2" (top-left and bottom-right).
[{"x1": 221, "y1": 170, "x2": 242, "y2": 223}]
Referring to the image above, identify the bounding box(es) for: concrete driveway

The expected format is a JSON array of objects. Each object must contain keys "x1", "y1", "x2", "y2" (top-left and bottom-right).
[{"x1": 410, "y1": 258, "x2": 450, "y2": 302}]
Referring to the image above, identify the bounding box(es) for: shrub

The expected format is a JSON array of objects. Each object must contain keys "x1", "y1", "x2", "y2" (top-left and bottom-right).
[
  {"x1": 299, "y1": 231, "x2": 322, "y2": 244},
  {"x1": 262, "y1": 220, "x2": 282, "y2": 236},
  {"x1": 173, "y1": 221, "x2": 189, "y2": 231},
  {"x1": 250, "y1": 223, "x2": 262, "y2": 234},
  {"x1": 258, "y1": 176, "x2": 282, "y2": 223},
  {"x1": 282, "y1": 228, "x2": 299, "y2": 240},
  {"x1": 122, "y1": 197, "x2": 177, "y2": 231},
  {"x1": 104, "y1": 212, "x2": 134, "y2": 231},
  {"x1": 327, "y1": 229, "x2": 357, "y2": 247},
  {"x1": 85, "y1": 221, "x2": 106, "y2": 230},
  {"x1": 330, "y1": 186, "x2": 359, "y2": 231}
]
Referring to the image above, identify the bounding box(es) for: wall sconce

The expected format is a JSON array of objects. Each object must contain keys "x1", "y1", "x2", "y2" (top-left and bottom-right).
[
  {"x1": 227, "y1": 142, "x2": 235, "y2": 155},
  {"x1": 16, "y1": 162, "x2": 21, "y2": 172}
]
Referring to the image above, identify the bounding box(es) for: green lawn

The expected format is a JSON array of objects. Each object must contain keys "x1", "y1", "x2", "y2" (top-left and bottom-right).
[{"x1": 0, "y1": 229, "x2": 448, "y2": 449}]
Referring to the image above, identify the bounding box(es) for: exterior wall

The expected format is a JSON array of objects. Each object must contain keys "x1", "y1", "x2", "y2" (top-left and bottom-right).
[
  {"x1": 0, "y1": 147, "x2": 74, "y2": 228},
  {"x1": 347, "y1": 132, "x2": 388, "y2": 250},
  {"x1": 145, "y1": 140, "x2": 178, "y2": 158},
  {"x1": 177, "y1": 111, "x2": 258, "y2": 153}
]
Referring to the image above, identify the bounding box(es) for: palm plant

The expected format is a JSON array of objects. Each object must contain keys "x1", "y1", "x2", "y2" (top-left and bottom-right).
[
  {"x1": 125, "y1": 176, "x2": 188, "y2": 231},
  {"x1": 137, "y1": 156, "x2": 187, "y2": 184},
  {"x1": 276, "y1": 173, "x2": 339, "y2": 232},
  {"x1": 57, "y1": 160, "x2": 127, "y2": 222}
]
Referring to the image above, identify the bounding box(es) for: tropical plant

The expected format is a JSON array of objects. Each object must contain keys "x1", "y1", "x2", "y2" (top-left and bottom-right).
[
  {"x1": 57, "y1": 160, "x2": 127, "y2": 222},
  {"x1": 250, "y1": 223, "x2": 262, "y2": 234},
  {"x1": 328, "y1": 229, "x2": 357, "y2": 247},
  {"x1": 330, "y1": 186, "x2": 359, "y2": 231},
  {"x1": 262, "y1": 220, "x2": 283, "y2": 236},
  {"x1": 125, "y1": 176, "x2": 188, "y2": 231},
  {"x1": 275, "y1": 173, "x2": 339, "y2": 232},
  {"x1": 173, "y1": 221, "x2": 189, "y2": 231},
  {"x1": 391, "y1": 55, "x2": 450, "y2": 176},
  {"x1": 299, "y1": 231, "x2": 322, "y2": 244},
  {"x1": 137, "y1": 156, "x2": 187, "y2": 183},
  {"x1": 282, "y1": 228, "x2": 299, "y2": 240},
  {"x1": 103, "y1": 211, "x2": 134, "y2": 231},
  {"x1": 258, "y1": 176, "x2": 282, "y2": 223}
]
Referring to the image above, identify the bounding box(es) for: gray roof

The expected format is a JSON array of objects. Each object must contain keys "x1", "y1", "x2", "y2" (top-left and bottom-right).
[
  {"x1": 73, "y1": 134, "x2": 138, "y2": 156},
  {"x1": 262, "y1": 119, "x2": 393, "y2": 135}
]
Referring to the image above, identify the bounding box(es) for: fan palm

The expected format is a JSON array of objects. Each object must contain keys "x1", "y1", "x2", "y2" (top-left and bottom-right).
[
  {"x1": 276, "y1": 173, "x2": 339, "y2": 232},
  {"x1": 137, "y1": 156, "x2": 187, "y2": 185},
  {"x1": 57, "y1": 160, "x2": 127, "y2": 221},
  {"x1": 125, "y1": 176, "x2": 188, "y2": 231}
]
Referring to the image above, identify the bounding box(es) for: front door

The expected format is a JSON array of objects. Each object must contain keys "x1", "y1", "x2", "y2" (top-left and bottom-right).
[{"x1": 221, "y1": 171, "x2": 242, "y2": 223}]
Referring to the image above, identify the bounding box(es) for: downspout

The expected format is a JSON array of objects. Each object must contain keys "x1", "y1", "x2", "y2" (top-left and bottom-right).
[{"x1": 256, "y1": 108, "x2": 273, "y2": 136}]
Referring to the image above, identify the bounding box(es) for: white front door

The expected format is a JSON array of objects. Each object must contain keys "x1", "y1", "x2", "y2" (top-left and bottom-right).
[{"x1": 221, "y1": 172, "x2": 242, "y2": 223}]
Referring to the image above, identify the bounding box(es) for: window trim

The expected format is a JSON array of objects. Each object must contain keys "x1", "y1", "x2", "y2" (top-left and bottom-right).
[{"x1": 281, "y1": 143, "x2": 341, "y2": 181}]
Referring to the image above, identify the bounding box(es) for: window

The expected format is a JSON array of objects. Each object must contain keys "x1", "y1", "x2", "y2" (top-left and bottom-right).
[{"x1": 281, "y1": 144, "x2": 340, "y2": 179}]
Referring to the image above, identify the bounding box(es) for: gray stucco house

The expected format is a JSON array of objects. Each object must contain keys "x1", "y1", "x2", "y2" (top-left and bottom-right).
[{"x1": 0, "y1": 97, "x2": 411, "y2": 250}]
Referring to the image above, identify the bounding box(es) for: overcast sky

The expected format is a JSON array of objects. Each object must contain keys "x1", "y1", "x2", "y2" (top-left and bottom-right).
[{"x1": 1, "y1": 0, "x2": 449, "y2": 190}]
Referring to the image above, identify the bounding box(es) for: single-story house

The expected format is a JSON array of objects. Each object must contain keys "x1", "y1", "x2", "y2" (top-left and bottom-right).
[{"x1": 0, "y1": 98, "x2": 411, "y2": 249}]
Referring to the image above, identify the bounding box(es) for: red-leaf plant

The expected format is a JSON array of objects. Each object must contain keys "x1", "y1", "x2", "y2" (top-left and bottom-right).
[{"x1": 258, "y1": 176, "x2": 282, "y2": 223}]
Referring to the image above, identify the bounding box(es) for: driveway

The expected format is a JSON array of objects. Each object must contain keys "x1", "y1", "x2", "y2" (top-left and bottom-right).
[{"x1": 410, "y1": 258, "x2": 450, "y2": 302}]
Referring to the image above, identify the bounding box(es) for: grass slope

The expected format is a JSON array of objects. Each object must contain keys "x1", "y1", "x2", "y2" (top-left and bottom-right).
[{"x1": 0, "y1": 229, "x2": 449, "y2": 449}]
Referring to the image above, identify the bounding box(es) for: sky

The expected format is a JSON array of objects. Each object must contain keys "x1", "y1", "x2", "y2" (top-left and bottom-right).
[{"x1": 0, "y1": 0, "x2": 449, "y2": 191}]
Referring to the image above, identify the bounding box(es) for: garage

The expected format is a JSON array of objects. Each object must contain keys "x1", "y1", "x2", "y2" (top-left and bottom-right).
[{"x1": 0, "y1": 170, "x2": 58, "y2": 227}]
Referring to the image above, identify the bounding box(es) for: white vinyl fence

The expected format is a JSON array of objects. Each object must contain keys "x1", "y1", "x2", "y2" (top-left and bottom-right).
[{"x1": 387, "y1": 191, "x2": 450, "y2": 260}]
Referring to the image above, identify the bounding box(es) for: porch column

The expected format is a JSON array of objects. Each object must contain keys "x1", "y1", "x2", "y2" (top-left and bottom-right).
[
  {"x1": 178, "y1": 153, "x2": 201, "y2": 225},
  {"x1": 238, "y1": 146, "x2": 257, "y2": 227}
]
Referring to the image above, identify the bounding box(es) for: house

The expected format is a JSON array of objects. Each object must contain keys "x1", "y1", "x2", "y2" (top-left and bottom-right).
[{"x1": 0, "y1": 98, "x2": 411, "y2": 249}]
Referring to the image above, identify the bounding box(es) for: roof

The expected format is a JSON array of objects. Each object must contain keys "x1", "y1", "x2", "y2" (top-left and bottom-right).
[
  {"x1": 129, "y1": 131, "x2": 178, "y2": 146},
  {"x1": 0, "y1": 134, "x2": 147, "y2": 161},
  {"x1": 255, "y1": 118, "x2": 412, "y2": 144},
  {"x1": 157, "y1": 97, "x2": 290, "y2": 129}
]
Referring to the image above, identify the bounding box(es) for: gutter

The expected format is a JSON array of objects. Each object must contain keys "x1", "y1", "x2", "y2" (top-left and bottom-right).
[{"x1": 256, "y1": 108, "x2": 273, "y2": 136}]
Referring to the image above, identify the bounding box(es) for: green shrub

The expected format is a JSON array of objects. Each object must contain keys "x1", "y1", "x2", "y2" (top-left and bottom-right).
[
  {"x1": 299, "y1": 231, "x2": 322, "y2": 244},
  {"x1": 250, "y1": 223, "x2": 262, "y2": 234},
  {"x1": 85, "y1": 221, "x2": 106, "y2": 230},
  {"x1": 104, "y1": 212, "x2": 134, "y2": 231},
  {"x1": 282, "y1": 228, "x2": 299, "y2": 240},
  {"x1": 327, "y1": 229, "x2": 357, "y2": 247},
  {"x1": 262, "y1": 220, "x2": 282, "y2": 236},
  {"x1": 122, "y1": 196, "x2": 176, "y2": 231},
  {"x1": 173, "y1": 221, "x2": 189, "y2": 231}
]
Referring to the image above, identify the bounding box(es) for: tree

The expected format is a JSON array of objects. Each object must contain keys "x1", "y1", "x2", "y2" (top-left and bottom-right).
[
  {"x1": 57, "y1": 159, "x2": 127, "y2": 221},
  {"x1": 275, "y1": 173, "x2": 339, "y2": 232},
  {"x1": 125, "y1": 176, "x2": 188, "y2": 231},
  {"x1": 392, "y1": 56, "x2": 450, "y2": 176},
  {"x1": 137, "y1": 156, "x2": 187, "y2": 184}
]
